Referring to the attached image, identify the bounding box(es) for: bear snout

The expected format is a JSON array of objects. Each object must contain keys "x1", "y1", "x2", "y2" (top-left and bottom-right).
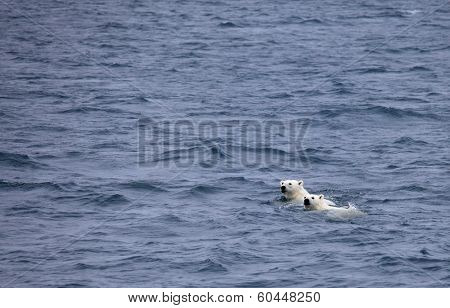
[
  {"x1": 304, "y1": 198, "x2": 310, "y2": 206},
  {"x1": 281, "y1": 186, "x2": 286, "y2": 193}
]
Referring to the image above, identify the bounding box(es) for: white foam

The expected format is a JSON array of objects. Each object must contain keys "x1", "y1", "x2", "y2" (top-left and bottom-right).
[{"x1": 403, "y1": 9, "x2": 421, "y2": 16}]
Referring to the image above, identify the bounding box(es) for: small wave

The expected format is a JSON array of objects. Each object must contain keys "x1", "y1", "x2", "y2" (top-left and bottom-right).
[
  {"x1": 390, "y1": 96, "x2": 430, "y2": 104},
  {"x1": 60, "y1": 283, "x2": 87, "y2": 288},
  {"x1": 35, "y1": 154, "x2": 58, "y2": 160},
  {"x1": 185, "y1": 111, "x2": 236, "y2": 117},
  {"x1": 348, "y1": 66, "x2": 388, "y2": 74},
  {"x1": 386, "y1": 164, "x2": 399, "y2": 169},
  {"x1": 98, "y1": 21, "x2": 128, "y2": 30},
  {"x1": 100, "y1": 62, "x2": 131, "y2": 68},
  {"x1": 30, "y1": 124, "x2": 70, "y2": 132},
  {"x1": 397, "y1": 185, "x2": 427, "y2": 192},
  {"x1": 234, "y1": 145, "x2": 289, "y2": 156},
  {"x1": 394, "y1": 137, "x2": 428, "y2": 146},
  {"x1": 420, "y1": 248, "x2": 431, "y2": 256},
  {"x1": 298, "y1": 18, "x2": 324, "y2": 24},
  {"x1": 218, "y1": 21, "x2": 239, "y2": 28},
  {"x1": 408, "y1": 65, "x2": 431, "y2": 72},
  {"x1": 57, "y1": 106, "x2": 127, "y2": 114},
  {"x1": 50, "y1": 211, "x2": 86, "y2": 219},
  {"x1": 366, "y1": 105, "x2": 423, "y2": 118},
  {"x1": 152, "y1": 141, "x2": 233, "y2": 165},
  {"x1": 401, "y1": 9, "x2": 421, "y2": 16},
  {"x1": 5, "y1": 203, "x2": 41, "y2": 216},
  {"x1": 74, "y1": 262, "x2": 109, "y2": 270},
  {"x1": 87, "y1": 193, "x2": 129, "y2": 206},
  {"x1": 180, "y1": 41, "x2": 209, "y2": 50},
  {"x1": 377, "y1": 106, "x2": 440, "y2": 119},
  {"x1": 304, "y1": 147, "x2": 333, "y2": 155},
  {"x1": 407, "y1": 256, "x2": 446, "y2": 265},
  {"x1": 266, "y1": 92, "x2": 293, "y2": 99},
  {"x1": 384, "y1": 46, "x2": 427, "y2": 54},
  {"x1": 0, "y1": 180, "x2": 63, "y2": 191},
  {"x1": 362, "y1": 8, "x2": 420, "y2": 19},
  {"x1": 117, "y1": 255, "x2": 161, "y2": 263},
  {"x1": 188, "y1": 184, "x2": 225, "y2": 195},
  {"x1": 151, "y1": 145, "x2": 224, "y2": 164},
  {"x1": 348, "y1": 9, "x2": 415, "y2": 19},
  {"x1": 153, "y1": 213, "x2": 185, "y2": 223},
  {"x1": 222, "y1": 179, "x2": 267, "y2": 194},
  {"x1": 207, "y1": 143, "x2": 230, "y2": 158},
  {"x1": 218, "y1": 176, "x2": 265, "y2": 186},
  {"x1": 197, "y1": 258, "x2": 228, "y2": 273},
  {"x1": 174, "y1": 51, "x2": 202, "y2": 59},
  {"x1": 119, "y1": 180, "x2": 167, "y2": 192},
  {"x1": 329, "y1": 87, "x2": 355, "y2": 95},
  {"x1": 377, "y1": 255, "x2": 402, "y2": 266},
  {"x1": 0, "y1": 110, "x2": 11, "y2": 118},
  {"x1": 65, "y1": 151, "x2": 83, "y2": 157},
  {"x1": 0, "y1": 152, "x2": 43, "y2": 169},
  {"x1": 219, "y1": 176, "x2": 248, "y2": 183},
  {"x1": 378, "y1": 255, "x2": 445, "y2": 269},
  {"x1": 318, "y1": 104, "x2": 439, "y2": 120},
  {"x1": 90, "y1": 141, "x2": 130, "y2": 149}
]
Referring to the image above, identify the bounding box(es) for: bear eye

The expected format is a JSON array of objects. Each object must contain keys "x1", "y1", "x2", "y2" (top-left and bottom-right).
[
  {"x1": 312, "y1": 196, "x2": 315, "y2": 199},
  {"x1": 289, "y1": 183, "x2": 292, "y2": 185}
]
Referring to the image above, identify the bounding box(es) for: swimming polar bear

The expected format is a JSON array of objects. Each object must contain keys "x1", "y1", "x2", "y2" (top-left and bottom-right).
[
  {"x1": 279, "y1": 180, "x2": 309, "y2": 200},
  {"x1": 303, "y1": 194, "x2": 365, "y2": 218},
  {"x1": 279, "y1": 180, "x2": 335, "y2": 206},
  {"x1": 303, "y1": 194, "x2": 339, "y2": 211}
]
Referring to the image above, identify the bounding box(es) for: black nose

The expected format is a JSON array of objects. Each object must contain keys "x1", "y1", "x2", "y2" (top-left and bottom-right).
[
  {"x1": 281, "y1": 186, "x2": 286, "y2": 193},
  {"x1": 304, "y1": 198, "x2": 310, "y2": 206}
]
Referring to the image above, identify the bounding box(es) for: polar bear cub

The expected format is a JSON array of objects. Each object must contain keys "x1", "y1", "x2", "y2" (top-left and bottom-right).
[
  {"x1": 279, "y1": 180, "x2": 335, "y2": 206},
  {"x1": 303, "y1": 194, "x2": 365, "y2": 219},
  {"x1": 303, "y1": 194, "x2": 337, "y2": 211}
]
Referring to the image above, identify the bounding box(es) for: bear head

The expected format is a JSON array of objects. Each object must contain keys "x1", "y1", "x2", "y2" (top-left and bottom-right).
[
  {"x1": 279, "y1": 179, "x2": 307, "y2": 200},
  {"x1": 303, "y1": 194, "x2": 326, "y2": 210}
]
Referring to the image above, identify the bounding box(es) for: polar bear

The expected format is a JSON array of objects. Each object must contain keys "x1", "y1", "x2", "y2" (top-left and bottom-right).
[
  {"x1": 303, "y1": 194, "x2": 336, "y2": 211},
  {"x1": 303, "y1": 194, "x2": 365, "y2": 219},
  {"x1": 279, "y1": 180, "x2": 309, "y2": 201},
  {"x1": 303, "y1": 194, "x2": 351, "y2": 212},
  {"x1": 279, "y1": 180, "x2": 335, "y2": 206}
]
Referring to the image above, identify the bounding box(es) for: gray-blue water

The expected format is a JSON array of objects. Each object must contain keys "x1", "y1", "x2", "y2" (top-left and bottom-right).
[{"x1": 1, "y1": 0, "x2": 449, "y2": 287}]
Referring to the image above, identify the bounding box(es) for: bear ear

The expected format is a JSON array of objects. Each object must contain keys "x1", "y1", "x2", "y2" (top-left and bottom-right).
[
  {"x1": 298, "y1": 180, "x2": 303, "y2": 186},
  {"x1": 319, "y1": 194, "x2": 324, "y2": 199}
]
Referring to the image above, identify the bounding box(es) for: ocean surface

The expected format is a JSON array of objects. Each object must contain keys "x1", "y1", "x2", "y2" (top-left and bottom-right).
[{"x1": 1, "y1": 0, "x2": 449, "y2": 287}]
